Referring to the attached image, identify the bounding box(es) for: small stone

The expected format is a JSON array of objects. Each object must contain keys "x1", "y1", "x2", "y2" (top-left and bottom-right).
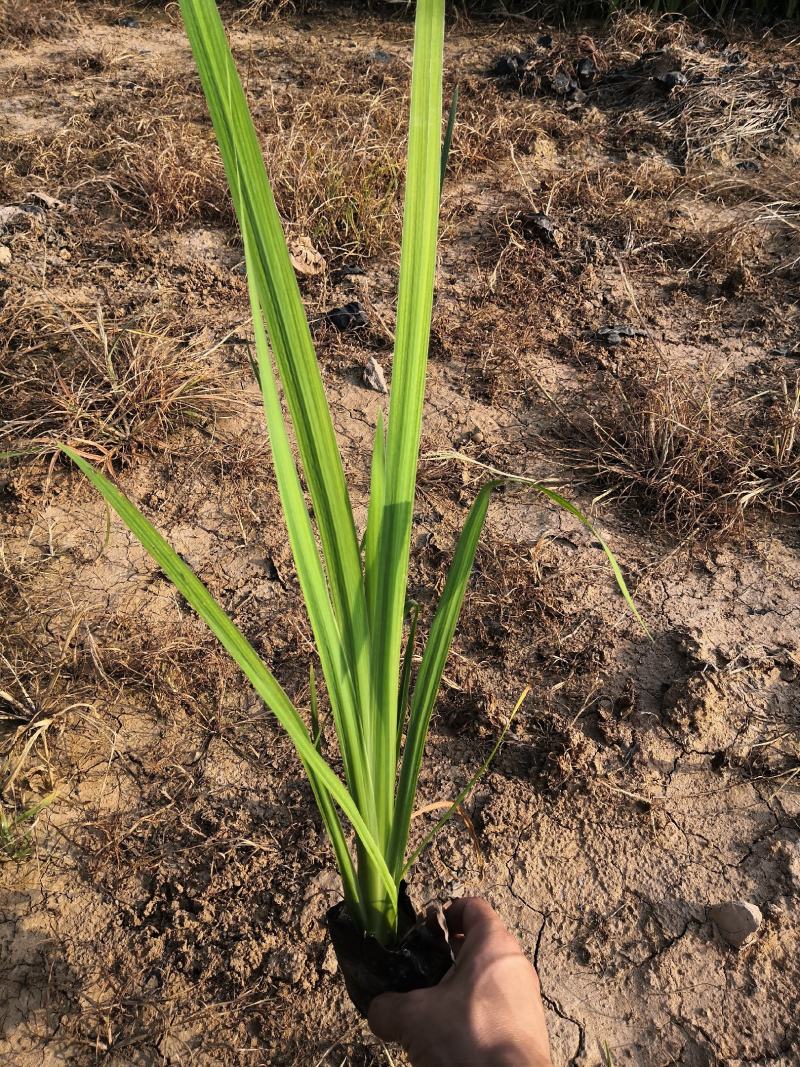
[
  {"x1": 321, "y1": 944, "x2": 338, "y2": 975},
  {"x1": 0, "y1": 245, "x2": 11, "y2": 267},
  {"x1": 708, "y1": 900, "x2": 762, "y2": 948},
  {"x1": 0, "y1": 206, "x2": 22, "y2": 229},
  {"x1": 113, "y1": 15, "x2": 140, "y2": 28},
  {"x1": 326, "y1": 300, "x2": 368, "y2": 331},
  {"x1": 362, "y1": 355, "x2": 387, "y2": 393}
]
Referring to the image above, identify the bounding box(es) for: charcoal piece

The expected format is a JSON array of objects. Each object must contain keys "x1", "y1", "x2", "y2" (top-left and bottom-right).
[{"x1": 326, "y1": 301, "x2": 369, "y2": 331}]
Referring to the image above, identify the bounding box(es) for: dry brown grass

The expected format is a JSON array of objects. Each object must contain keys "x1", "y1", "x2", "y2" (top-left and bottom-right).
[
  {"x1": 560, "y1": 361, "x2": 800, "y2": 532},
  {"x1": 0, "y1": 293, "x2": 246, "y2": 468},
  {"x1": 0, "y1": 68, "x2": 406, "y2": 258},
  {"x1": 0, "y1": 549, "x2": 91, "y2": 862},
  {"x1": 0, "y1": 109, "x2": 232, "y2": 229},
  {"x1": 0, "y1": 0, "x2": 78, "y2": 47},
  {"x1": 231, "y1": 0, "x2": 299, "y2": 22}
]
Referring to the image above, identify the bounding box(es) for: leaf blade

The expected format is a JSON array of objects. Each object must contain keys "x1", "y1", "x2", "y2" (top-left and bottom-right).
[
  {"x1": 388, "y1": 481, "x2": 496, "y2": 877},
  {"x1": 61, "y1": 445, "x2": 396, "y2": 916},
  {"x1": 179, "y1": 0, "x2": 374, "y2": 747},
  {"x1": 370, "y1": 0, "x2": 446, "y2": 847}
]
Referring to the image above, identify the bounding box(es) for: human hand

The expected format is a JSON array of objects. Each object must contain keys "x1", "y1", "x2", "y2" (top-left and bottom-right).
[{"x1": 368, "y1": 898, "x2": 553, "y2": 1067}]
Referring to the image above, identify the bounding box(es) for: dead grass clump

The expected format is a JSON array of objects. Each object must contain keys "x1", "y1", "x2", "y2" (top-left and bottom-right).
[
  {"x1": 232, "y1": 0, "x2": 300, "y2": 22},
  {"x1": 1, "y1": 75, "x2": 405, "y2": 258},
  {"x1": 689, "y1": 161, "x2": 800, "y2": 277},
  {"x1": 0, "y1": 552, "x2": 98, "y2": 862},
  {"x1": 257, "y1": 83, "x2": 405, "y2": 260},
  {"x1": 576, "y1": 365, "x2": 742, "y2": 530},
  {"x1": 488, "y1": 14, "x2": 798, "y2": 170},
  {"x1": 565, "y1": 362, "x2": 800, "y2": 532},
  {"x1": 0, "y1": 295, "x2": 245, "y2": 467},
  {"x1": 598, "y1": 14, "x2": 798, "y2": 169},
  {"x1": 0, "y1": 111, "x2": 232, "y2": 229},
  {"x1": 0, "y1": 0, "x2": 77, "y2": 46},
  {"x1": 738, "y1": 375, "x2": 800, "y2": 513}
]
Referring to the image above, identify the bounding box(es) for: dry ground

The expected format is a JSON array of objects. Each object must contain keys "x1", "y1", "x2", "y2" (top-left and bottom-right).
[{"x1": 1, "y1": 3, "x2": 799, "y2": 1065}]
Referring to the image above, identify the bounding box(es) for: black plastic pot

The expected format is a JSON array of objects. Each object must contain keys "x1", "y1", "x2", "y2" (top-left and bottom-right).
[{"x1": 326, "y1": 884, "x2": 454, "y2": 1017}]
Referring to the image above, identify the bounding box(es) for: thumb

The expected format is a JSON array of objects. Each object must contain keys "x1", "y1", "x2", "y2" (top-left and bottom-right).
[{"x1": 368, "y1": 991, "x2": 414, "y2": 1043}]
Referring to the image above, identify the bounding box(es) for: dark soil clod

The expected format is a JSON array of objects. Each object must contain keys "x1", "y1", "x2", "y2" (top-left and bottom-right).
[
  {"x1": 654, "y1": 69, "x2": 688, "y2": 92},
  {"x1": 490, "y1": 51, "x2": 534, "y2": 84},
  {"x1": 521, "y1": 211, "x2": 559, "y2": 247},
  {"x1": 326, "y1": 885, "x2": 453, "y2": 1017},
  {"x1": 326, "y1": 300, "x2": 368, "y2": 331},
  {"x1": 596, "y1": 325, "x2": 647, "y2": 347},
  {"x1": 550, "y1": 70, "x2": 576, "y2": 96},
  {"x1": 576, "y1": 56, "x2": 597, "y2": 88},
  {"x1": 113, "y1": 16, "x2": 140, "y2": 28}
]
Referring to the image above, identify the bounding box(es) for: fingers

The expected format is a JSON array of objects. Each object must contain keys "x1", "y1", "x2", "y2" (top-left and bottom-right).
[
  {"x1": 368, "y1": 992, "x2": 413, "y2": 1043},
  {"x1": 445, "y1": 898, "x2": 526, "y2": 973},
  {"x1": 445, "y1": 897, "x2": 503, "y2": 940}
]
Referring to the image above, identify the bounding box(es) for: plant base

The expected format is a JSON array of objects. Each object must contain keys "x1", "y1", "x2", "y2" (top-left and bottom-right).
[{"x1": 326, "y1": 884, "x2": 453, "y2": 1017}]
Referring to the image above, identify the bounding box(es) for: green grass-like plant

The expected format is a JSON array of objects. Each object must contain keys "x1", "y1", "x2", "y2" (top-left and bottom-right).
[{"x1": 64, "y1": 0, "x2": 641, "y2": 945}]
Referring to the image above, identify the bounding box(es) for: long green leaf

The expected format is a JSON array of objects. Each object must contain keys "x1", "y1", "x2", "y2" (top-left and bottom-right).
[
  {"x1": 241, "y1": 216, "x2": 374, "y2": 818},
  {"x1": 370, "y1": 0, "x2": 446, "y2": 848},
  {"x1": 388, "y1": 481, "x2": 497, "y2": 878},
  {"x1": 440, "y1": 85, "x2": 459, "y2": 194},
  {"x1": 178, "y1": 0, "x2": 374, "y2": 746},
  {"x1": 60, "y1": 446, "x2": 397, "y2": 921},
  {"x1": 364, "y1": 411, "x2": 385, "y2": 638},
  {"x1": 396, "y1": 600, "x2": 420, "y2": 760}
]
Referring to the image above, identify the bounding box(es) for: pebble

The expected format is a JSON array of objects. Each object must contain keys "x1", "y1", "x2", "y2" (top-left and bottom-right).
[
  {"x1": 0, "y1": 206, "x2": 22, "y2": 228},
  {"x1": 362, "y1": 355, "x2": 388, "y2": 393},
  {"x1": 708, "y1": 900, "x2": 762, "y2": 948},
  {"x1": 321, "y1": 944, "x2": 338, "y2": 975},
  {"x1": 0, "y1": 245, "x2": 11, "y2": 267}
]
